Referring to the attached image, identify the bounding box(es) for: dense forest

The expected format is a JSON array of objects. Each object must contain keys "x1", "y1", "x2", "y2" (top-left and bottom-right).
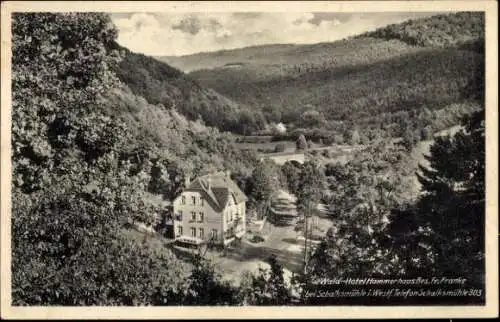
[
  {"x1": 187, "y1": 12, "x2": 484, "y2": 144},
  {"x1": 116, "y1": 47, "x2": 267, "y2": 135},
  {"x1": 10, "y1": 12, "x2": 272, "y2": 305},
  {"x1": 304, "y1": 107, "x2": 485, "y2": 305},
  {"x1": 360, "y1": 12, "x2": 484, "y2": 47}
]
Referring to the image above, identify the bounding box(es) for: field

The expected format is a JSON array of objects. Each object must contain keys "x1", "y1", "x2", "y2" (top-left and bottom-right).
[{"x1": 234, "y1": 135, "x2": 363, "y2": 165}]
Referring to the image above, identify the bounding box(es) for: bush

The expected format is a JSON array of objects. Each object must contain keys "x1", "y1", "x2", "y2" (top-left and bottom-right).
[
  {"x1": 333, "y1": 134, "x2": 344, "y2": 144},
  {"x1": 322, "y1": 149, "x2": 332, "y2": 158},
  {"x1": 421, "y1": 126, "x2": 434, "y2": 140},
  {"x1": 250, "y1": 235, "x2": 265, "y2": 243},
  {"x1": 274, "y1": 143, "x2": 286, "y2": 153},
  {"x1": 296, "y1": 134, "x2": 308, "y2": 151}
]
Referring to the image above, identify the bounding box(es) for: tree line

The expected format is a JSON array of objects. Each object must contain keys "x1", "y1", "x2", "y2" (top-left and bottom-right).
[{"x1": 188, "y1": 12, "x2": 484, "y2": 143}]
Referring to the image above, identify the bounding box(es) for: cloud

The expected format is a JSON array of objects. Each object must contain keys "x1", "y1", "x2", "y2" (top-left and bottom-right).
[{"x1": 111, "y1": 12, "x2": 437, "y2": 56}]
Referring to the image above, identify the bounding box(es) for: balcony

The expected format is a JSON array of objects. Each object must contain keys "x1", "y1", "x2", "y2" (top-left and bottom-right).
[{"x1": 176, "y1": 236, "x2": 204, "y2": 246}]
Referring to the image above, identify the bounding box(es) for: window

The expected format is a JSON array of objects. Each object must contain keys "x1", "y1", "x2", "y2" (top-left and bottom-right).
[
  {"x1": 211, "y1": 229, "x2": 218, "y2": 239},
  {"x1": 181, "y1": 196, "x2": 186, "y2": 205},
  {"x1": 177, "y1": 225, "x2": 183, "y2": 236},
  {"x1": 192, "y1": 196, "x2": 196, "y2": 205},
  {"x1": 199, "y1": 228, "x2": 204, "y2": 239},
  {"x1": 191, "y1": 227, "x2": 196, "y2": 238},
  {"x1": 177, "y1": 211, "x2": 183, "y2": 221},
  {"x1": 200, "y1": 197, "x2": 204, "y2": 206},
  {"x1": 198, "y1": 212, "x2": 204, "y2": 222},
  {"x1": 191, "y1": 212, "x2": 196, "y2": 221}
]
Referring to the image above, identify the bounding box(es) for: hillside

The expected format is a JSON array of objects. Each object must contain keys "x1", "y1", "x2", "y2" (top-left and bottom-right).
[
  {"x1": 11, "y1": 12, "x2": 487, "y2": 307},
  {"x1": 116, "y1": 46, "x2": 267, "y2": 135},
  {"x1": 157, "y1": 43, "x2": 299, "y2": 72},
  {"x1": 359, "y1": 11, "x2": 484, "y2": 47},
  {"x1": 103, "y1": 84, "x2": 260, "y2": 178},
  {"x1": 161, "y1": 12, "x2": 483, "y2": 74},
  {"x1": 173, "y1": 12, "x2": 484, "y2": 142},
  {"x1": 11, "y1": 12, "x2": 261, "y2": 305}
]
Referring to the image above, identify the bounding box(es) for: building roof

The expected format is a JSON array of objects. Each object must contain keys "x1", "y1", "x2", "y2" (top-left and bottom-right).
[{"x1": 183, "y1": 171, "x2": 248, "y2": 211}]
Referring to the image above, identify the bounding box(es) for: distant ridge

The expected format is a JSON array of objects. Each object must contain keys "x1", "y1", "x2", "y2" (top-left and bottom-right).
[{"x1": 172, "y1": 12, "x2": 485, "y2": 143}]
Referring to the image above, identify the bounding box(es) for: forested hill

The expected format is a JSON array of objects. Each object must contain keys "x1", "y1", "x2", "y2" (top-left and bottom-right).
[
  {"x1": 11, "y1": 13, "x2": 261, "y2": 305},
  {"x1": 179, "y1": 12, "x2": 484, "y2": 144},
  {"x1": 115, "y1": 45, "x2": 267, "y2": 135},
  {"x1": 359, "y1": 12, "x2": 484, "y2": 47},
  {"x1": 102, "y1": 84, "x2": 260, "y2": 179}
]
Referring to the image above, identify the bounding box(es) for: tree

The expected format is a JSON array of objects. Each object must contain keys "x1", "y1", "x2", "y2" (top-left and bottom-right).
[
  {"x1": 296, "y1": 134, "x2": 308, "y2": 151},
  {"x1": 299, "y1": 109, "x2": 324, "y2": 127},
  {"x1": 148, "y1": 158, "x2": 185, "y2": 200},
  {"x1": 11, "y1": 12, "x2": 185, "y2": 305},
  {"x1": 333, "y1": 133, "x2": 344, "y2": 144},
  {"x1": 388, "y1": 108, "x2": 485, "y2": 286},
  {"x1": 238, "y1": 255, "x2": 292, "y2": 305},
  {"x1": 304, "y1": 141, "x2": 415, "y2": 287},
  {"x1": 281, "y1": 161, "x2": 302, "y2": 195},
  {"x1": 262, "y1": 105, "x2": 282, "y2": 123},
  {"x1": 247, "y1": 160, "x2": 280, "y2": 219},
  {"x1": 321, "y1": 149, "x2": 332, "y2": 158},
  {"x1": 12, "y1": 13, "x2": 123, "y2": 194},
  {"x1": 401, "y1": 127, "x2": 417, "y2": 151},
  {"x1": 295, "y1": 161, "x2": 326, "y2": 272},
  {"x1": 350, "y1": 128, "x2": 361, "y2": 145},
  {"x1": 296, "y1": 161, "x2": 325, "y2": 213},
  {"x1": 420, "y1": 126, "x2": 433, "y2": 140},
  {"x1": 180, "y1": 255, "x2": 239, "y2": 305}
]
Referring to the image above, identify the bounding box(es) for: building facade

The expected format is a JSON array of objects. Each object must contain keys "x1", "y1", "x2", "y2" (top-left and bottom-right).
[{"x1": 170, "y1": 171, "x2": 247, "y2": 246}]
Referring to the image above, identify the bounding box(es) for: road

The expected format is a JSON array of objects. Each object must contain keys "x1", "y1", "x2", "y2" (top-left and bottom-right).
[
  {"x1": 246, "y1": 190, "x2": 335, "y2": 273},
  {"x1": 200, "y1": 189, "x2": 336, "y2": 284}
]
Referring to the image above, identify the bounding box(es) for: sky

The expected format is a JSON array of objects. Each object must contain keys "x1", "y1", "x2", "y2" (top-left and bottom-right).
[{"x1": 111, "y1": 12, "x2": 439, "y2": 57}]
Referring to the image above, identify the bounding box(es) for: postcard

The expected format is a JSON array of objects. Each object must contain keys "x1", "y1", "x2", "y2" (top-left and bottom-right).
[{"x1": 1, "y1": 1, "x2": 498, "y2": 319}]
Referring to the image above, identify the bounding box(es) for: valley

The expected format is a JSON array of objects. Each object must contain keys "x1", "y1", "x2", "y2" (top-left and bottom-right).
[
  {"x1": 10, "y1": 11, "x2": 487, "y2": 307},
  {"x1": 155, "y1": 12, "x2": 483, "y2": 153}
]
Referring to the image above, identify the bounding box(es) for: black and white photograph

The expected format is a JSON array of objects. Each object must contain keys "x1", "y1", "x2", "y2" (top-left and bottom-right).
[{"x1": 1, "y1": 0, "x2": 498, "y2": 319}]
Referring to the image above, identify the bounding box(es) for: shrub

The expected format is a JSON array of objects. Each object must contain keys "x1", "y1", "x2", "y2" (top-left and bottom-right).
[
  {"x1": 251, "y1": 235, "x2": 265, "y2": 243},
  {"x1": 274, "y1": 143, "x2": 286, "y2": 153},
  {"x1": 296, "y1": 134, "x2": 308, "y2": 151}
]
